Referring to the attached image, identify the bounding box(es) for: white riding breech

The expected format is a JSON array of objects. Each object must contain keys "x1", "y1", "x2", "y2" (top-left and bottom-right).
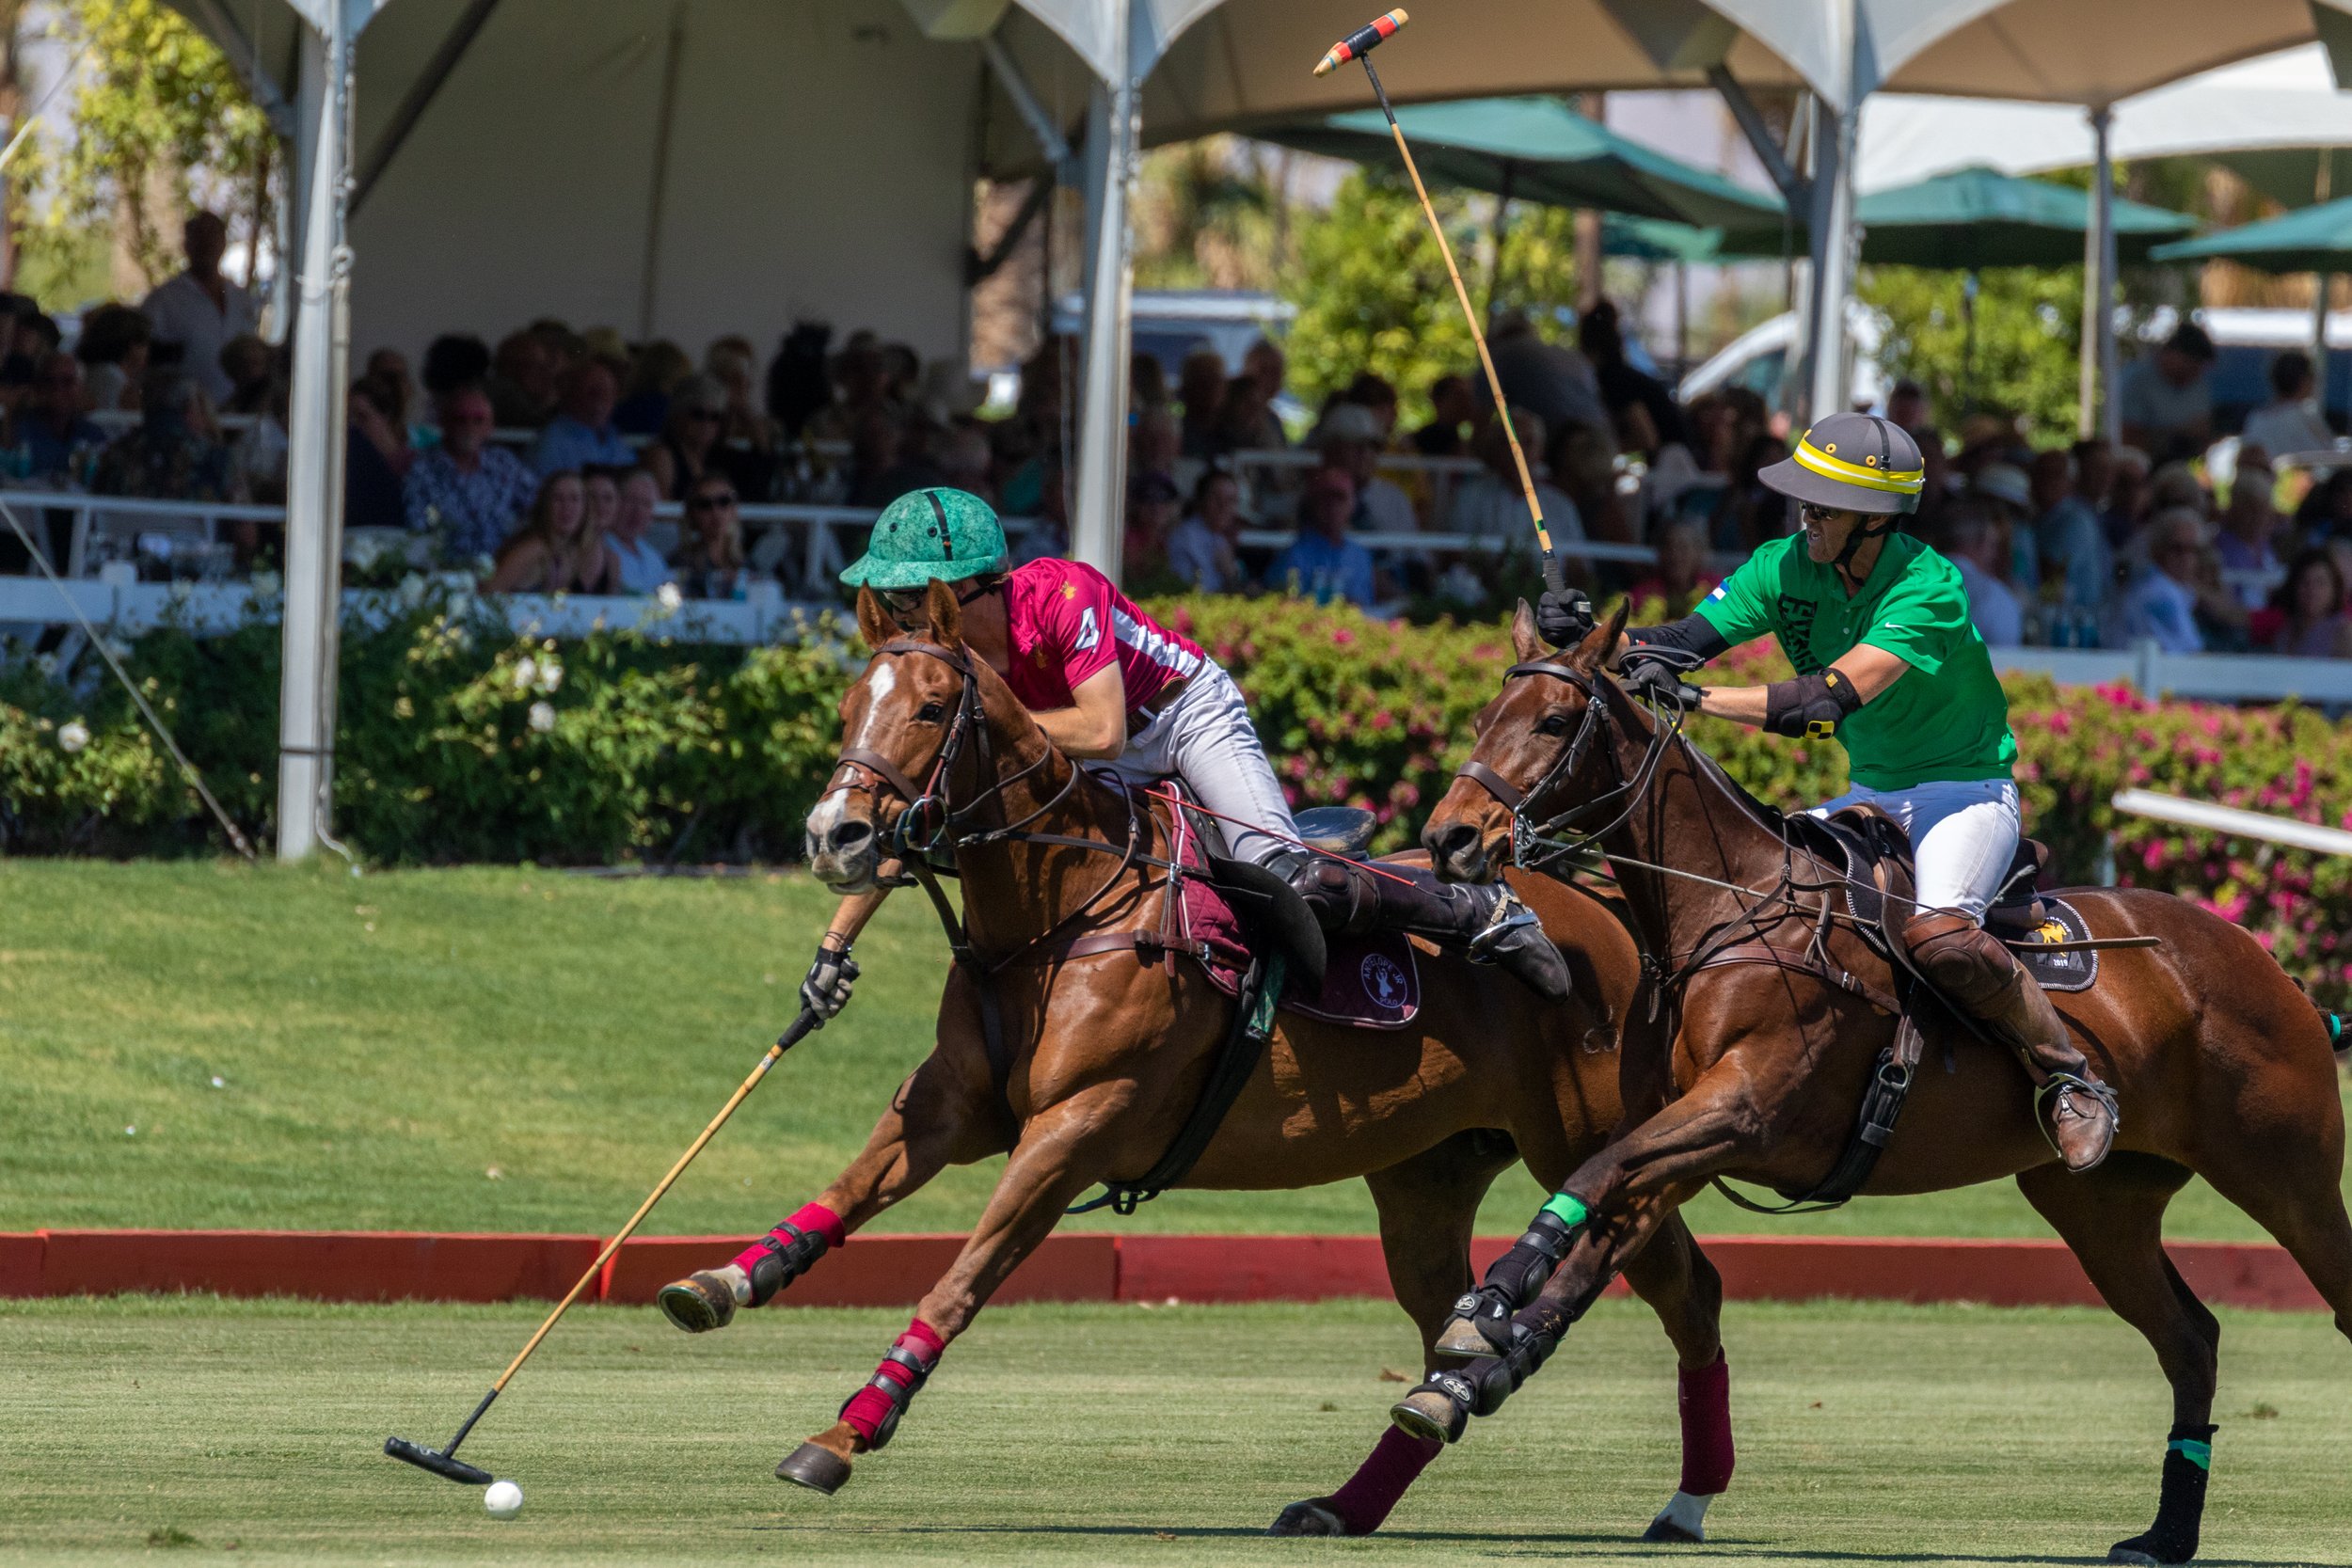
[
  {"x1": 1103, "y1": 659, "x2": 1300, "y2": 867},
  {"x1": 1807, "y1": 777, "x2": 2021, "y2": 923}
]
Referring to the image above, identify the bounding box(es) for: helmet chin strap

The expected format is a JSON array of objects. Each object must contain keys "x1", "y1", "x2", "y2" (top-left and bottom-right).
[{"x1": 1829, "y1": 513, "x2": 1895, "y2": 588}]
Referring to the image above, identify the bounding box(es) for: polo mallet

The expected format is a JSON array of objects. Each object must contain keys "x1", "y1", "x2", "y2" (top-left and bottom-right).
[
  {"x1": 385, "y1": 1006, "x2": 825, "y2": 1484},
  {"x1": 1315, "y1": 9, "x2": 1567, "y2": 594}
]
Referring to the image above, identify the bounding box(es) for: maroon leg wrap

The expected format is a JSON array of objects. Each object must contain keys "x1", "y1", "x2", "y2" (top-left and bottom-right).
[
  {"x1": 728, "y1": 1201, "x2": 846, "y2": 1275},
  {"x1": 1323, "y1": 1425, "x2": 1441, "y2": 1533},
  {"x1": 840, "y1": 1318, "x2": 945, "y2": 1449},
  {"x1": 1677, "y1": 1352, "x2": 1735, "y2": 1497}
]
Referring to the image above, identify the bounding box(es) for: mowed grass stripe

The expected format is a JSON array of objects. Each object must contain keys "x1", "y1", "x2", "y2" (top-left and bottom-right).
[
  {"x1": 1, "y1": 859, "x2": 2344, "y2": 1239},
  {"x1": 0, "y1": 1296, "x2": 2344, "y2": 1566}
]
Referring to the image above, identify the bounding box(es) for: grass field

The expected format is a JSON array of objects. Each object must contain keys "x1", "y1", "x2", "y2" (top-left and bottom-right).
[
  {"x1": 2, "y1": 859, "x2": 2345, "y2": 1242},
  {"x1": 2, "y1": 1295, "x2": 2346, "y2": 1567}
]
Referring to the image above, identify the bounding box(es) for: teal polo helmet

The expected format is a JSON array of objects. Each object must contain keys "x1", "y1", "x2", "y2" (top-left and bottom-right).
[{"x1": 839, "y1": 488, "x2": 1009, "y2": 590}]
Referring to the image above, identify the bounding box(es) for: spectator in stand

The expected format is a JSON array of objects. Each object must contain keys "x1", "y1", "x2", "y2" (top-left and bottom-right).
[
  {"x1": 615, "y1": 339, "x2": 691, "y2": 436},
  {"x1": 2241, "y1": 349, "x2": 2336, "y2": 464},
  {"x1": 345, "y1": 374, "x2": 411, "y2": 533},
  {"x1": 1480, "y1": 309, "x2": 1608, "y2": 435},
  {"x1": 1411, "y1": 372, "x2": 1476, "y2": 458},
  {"x1": 1168, "y1": 468, "x2": 1246, "y2": 594},
  {"x1": 91, "y1": 368, "x2": 236, "y2": 503},
  {"x1": 2104, "y1": 446, "x2": 2153, "y2": 548},
  {"x1": 1884, "y1": 379, "x2": 1929, "y2": 433},
  {"x1": 1131, "y1": 352, "x2": 1169, "y2": 416},
  {"x1": 1971, "y1": 461, "x2": 2040, "y2": 594},
  {"x1": 9, "y1": 352, "x2": 104, "y2": 483},
  {"x1": 645, "y1": 373, "x2": 729, "y2": 499},
  {"x1": 527, "y1": 357, "x2": 633, "y2": 476},
  {"x1": 1316, "y1": 403, "x2": 1416, "y2": 534},
  {"x1": 1940, "y1": 504, "x2": 2024, "y2": 648},
  {"x1": 2257, "y1": 548, "x2": 2352, "y2": 657},
  {"x1": 1213, "y1": 371, "x2": 1285, "y2": 453},
  {"x1": 1714, "y1": 432, "x2": 1790, "y2": 551},
  {"x1": 1580, "y1": 298, "x2": 1685, "y2": 448},
  {"x1": 486, "y1": 330, "x2": 559, "y2": 428},
  {"x1": 2215, "y1": 456, "x2": 2284, "y2": 610},
  {"x1": 405, "y1": 386, "x2": 539, "y2": 564},
  {"x1": 1177, "y1": 349, "x2": 1226, "y2": 461},
  {"x1": 1446, "y1": 407, "x2": 1582, "y2": 578},
  {"x1": 845, "y1": 404, "x2": 939, "y2": 508},
  {"x1": 1244, "y1": 338, "x2": 1286, "y2": 405},
  {"x1": 140, "y1": 212, "x2": 259, "y2": 406},
  {"x1": 366, "y1": 348, "x2": 418, "y2": 433},
  {"x1": 1131, "y1": 405, "x2": 1183, "y2": 492},
  {"x1": 1622, "y1": 516, "x2": 1720, "y2": 619},
  {"x1": 1907, "y1": 423, "x2": 1952, "y2": 537},
  {"x1": 2294, "y1": 465, "x2": 2352, "y2": 545},
  {"x1": 1341, "y1": 372, "x2": 1402, "y2": 442},
  {"x1": 707, "y1": 336, "x2": 782, "y2": 453},
  {"x1": 218, "y1": 334, "x2": 276, "y2": 416},
  {"x1": 486, "y1": 470, "x2": 618, "y2": 594},
  {"x1": 2034, "y1": 443, "x2": 2113, "y2": 622},
  {"x1": 2120, "y1": 509, "x2": 2232, "y2": 653},
  {"x1": 1549, "y1": 421, "x2": 1630, "y2": 550},
  {"x1": 581, "y1": 465, "x2": 621, "y2": 552},
  {"x1": 76, "y1": 303, "x2": 151, "y2": 413},
  {"x1": 671, "y1": 473, "x2": 748, "y2": 598},
  {"x1": 1266, "y1": 466, "x2": 1376, "y2": 609},
  {"x1": 766, "y1": 321, "x2": 834, "y2": 437},
  {"x1": 422, "y1": 333, "x2": 493, "y2": 400},
  {"x1": 2119, "y1": 323, "x2": 2217, "y2": 464},
  {"x1": 1125, "y1": 471, "x2": 1182, "y2": 576},
  {"x1": 607, "y1": 466, "x2": 674, "y2": 594},
  {"x1": 930, "y1": 423, "x2": 994, "y2": 504}
]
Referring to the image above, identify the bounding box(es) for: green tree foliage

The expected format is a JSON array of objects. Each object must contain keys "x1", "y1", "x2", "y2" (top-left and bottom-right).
[
  {"x1": 1281, "y1": 170, "x2": 1579, "y2": 423},
  {"x1": 12, "y1": 0, "x2": 276, "y2": 305},
  {"x1": 1858, "y1": 263, "x2": 2086, "y2": 439}
]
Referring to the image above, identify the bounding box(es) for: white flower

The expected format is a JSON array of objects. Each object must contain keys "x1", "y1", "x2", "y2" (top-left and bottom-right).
[
  {"x1": 395, "y1": 572, "x2": 426, "y2": 609},
  {"x1": 56, "y1": 720, "x2": 89, "y2": 753},
  {"x1": 512, "y1": 656, "x2": 538, "y2": 690},
  {"x1": 534, "y1": 660, "x2": 563, "y2": 694},
  {"x1": 33, "y1": 654, "x2": 56, "y2": 677},
  {"x1": 528, "y1": 701, "x2": 555, "y2": 734},
  {"x1": 249, "y1": 569, "x2": 282, "y2": 597},
  {"x1": 168, "y1": 579, "x2": 194, "y2": 603},
  {"x1": 655, "y1": 582, "x2": 683, "y2": 613}
]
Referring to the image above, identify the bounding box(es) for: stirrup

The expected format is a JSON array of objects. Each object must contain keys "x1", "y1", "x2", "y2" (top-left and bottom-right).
[{"x1": 2036, "y1": 1072, "x2": 2119, "y2": 1171}]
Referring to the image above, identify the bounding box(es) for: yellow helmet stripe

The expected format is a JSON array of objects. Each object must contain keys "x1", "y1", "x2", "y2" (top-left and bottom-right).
[{"x1": 1791, "y1": 435, "x2": 1925, "y2": 495}]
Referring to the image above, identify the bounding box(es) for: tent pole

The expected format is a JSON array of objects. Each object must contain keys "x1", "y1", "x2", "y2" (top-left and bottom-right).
[
  {"x1": 1070, "y1": 0, "x2": 1136, "y2": 582},
  {"x1": 2077, "y1": 106, "x2": 2113, "y2": 442},
  {"x1": 636, "y1": 3, "x2": 688, "y2": 342},
  {"x1": 1674, "y1": 258, "x2": 1688, "y2": 382},
  {"x1": 276, "y1": 4, "x2": 355, "y2": 863},
  {"x1": 2315, "y1": 273, "x2": 2334, "y2": 423},
  {"x1": 1804, "y1": 92, "x2": 1857, "y2": 423}
]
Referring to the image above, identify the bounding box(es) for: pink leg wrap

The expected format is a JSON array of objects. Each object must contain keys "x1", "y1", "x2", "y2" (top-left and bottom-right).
[
  {"x1": 1677, "y1": 1352, "x2": 1735, "y2": 1497},
  {"x1": 839, "y1": 1318, "x2": 945, "y2": 1448},
  {"x1": 727, "y1": 1200, "x2": 846, "y2": 1275},
  {"x1": 1323, "y1": 1425, "x2": 1441, "y2": 1534}
]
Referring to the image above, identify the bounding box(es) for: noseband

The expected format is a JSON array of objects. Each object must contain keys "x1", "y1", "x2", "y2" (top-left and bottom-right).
[{"x1": 1454, "y1": 657, "x2": 1682, "y2": 870}]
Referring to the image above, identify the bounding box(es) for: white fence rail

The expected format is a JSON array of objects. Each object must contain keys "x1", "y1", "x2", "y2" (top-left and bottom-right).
[{"x1": 2111, "y1": 788, "x2": 2352, "y2": 855}]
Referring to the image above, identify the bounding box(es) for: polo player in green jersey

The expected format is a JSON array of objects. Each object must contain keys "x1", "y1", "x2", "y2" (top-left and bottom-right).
[{"x1": 1540, "y1": 412, "x2": 2117, "y2": 1170}]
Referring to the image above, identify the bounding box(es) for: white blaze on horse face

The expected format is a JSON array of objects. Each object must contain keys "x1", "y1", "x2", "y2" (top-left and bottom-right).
[{"x1": 805, "y1": 660, "x2": 898, "y2": 886}]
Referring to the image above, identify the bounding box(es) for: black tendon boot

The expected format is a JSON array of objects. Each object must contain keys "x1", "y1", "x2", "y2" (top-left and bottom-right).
[
  {"x1": 1392, "y1": 1299, "x2": 1572, "y2": 1444},
  {"x1": 658, "y1": 1218, "x2": 831, "y2": 1334},
  {"x1": 1435, "y1": 1194, "x2": 1587, "y2": 1358},
  {"x1": 1285, "y1": 855, "x2": 1571, "y2": 1001},
  {"x1": 2110, "y1": 1424, "x2": 2216, "y2": 1566}
]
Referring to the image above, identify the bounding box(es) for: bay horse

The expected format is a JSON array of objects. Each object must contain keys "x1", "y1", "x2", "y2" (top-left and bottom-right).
[
  {"x1": 1404, "y1": 600, "x2": 2352, "y2": 1565},
  {"x1": 666, "y1": 580, "x2": 1737, "y2": 1539}
]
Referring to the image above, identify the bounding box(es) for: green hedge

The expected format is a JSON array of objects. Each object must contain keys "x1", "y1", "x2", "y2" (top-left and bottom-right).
[{"x1": 9, "y1": 590, "x2": 2352, "y2": 1001}]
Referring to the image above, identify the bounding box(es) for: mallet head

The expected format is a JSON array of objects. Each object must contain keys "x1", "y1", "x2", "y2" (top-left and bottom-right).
[
  {"x1": 1314, "y1": 8, "x2": 1408, "y2": 77},
  {"x1": 385, "y1": 1435, "x2": 495, "y2": 1486}
]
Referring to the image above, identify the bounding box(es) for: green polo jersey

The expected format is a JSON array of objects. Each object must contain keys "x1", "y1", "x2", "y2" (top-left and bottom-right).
[{"x1": 1692, "y1": 532, "x2": 2017, "y2": 791}]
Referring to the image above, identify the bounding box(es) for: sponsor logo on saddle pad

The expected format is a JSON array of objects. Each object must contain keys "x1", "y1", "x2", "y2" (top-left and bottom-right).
[{"x1": 1360, "y1": 952, "x2": 1410, "y2": 1009}]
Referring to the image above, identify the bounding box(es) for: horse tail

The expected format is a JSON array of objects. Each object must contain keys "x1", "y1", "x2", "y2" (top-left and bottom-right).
[{"x1": 2289, "y1": 974, "x2": 2348, "y2": 1053}]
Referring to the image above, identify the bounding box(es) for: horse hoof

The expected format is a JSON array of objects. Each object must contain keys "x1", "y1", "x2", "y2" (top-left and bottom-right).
[
  {"x1": 2107, "y1": 1548, "x2": 2168, "y2": 1567},
  {"x1": 1644, "y1": 1492, "x2": 1711, "y2": 1543},
  {"x1": 775, "y1": 1442, "x2": 853, "y2": 1495},
  {"x1": 1643, "y1": 1517, "x2": 1703, "y2": 1544},
  {"x1": 1267, "y1": 1497, "x2": 1353, "y2": 1536},
  {"x1": 1389, "y1": 1388, "x2": 1466, "y2": 1446},
  {"x1": 1434, "y1": 1316, "x2": 1492, "y2": 1359},
  {"x1": 657, "y1": 1272, "x2": 737, "y2": 1334}
]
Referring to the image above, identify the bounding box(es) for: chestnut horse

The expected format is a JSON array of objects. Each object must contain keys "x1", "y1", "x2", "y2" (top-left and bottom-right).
[
  {"x1": 1405, "y1": 601, "x2": 2352, "y2": 1565},
  {"x1": 676, "y1": 581, "x2": 1735, "y2": 1538}
]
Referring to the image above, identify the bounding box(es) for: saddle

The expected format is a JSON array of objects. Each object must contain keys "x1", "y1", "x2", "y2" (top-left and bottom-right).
[
  {"x1": 1787, "y1": 805, "x2": 2055, "y2": 952},
  {"x1": 1191, "y1": 804, "x2": 1378, "y2": 992}
]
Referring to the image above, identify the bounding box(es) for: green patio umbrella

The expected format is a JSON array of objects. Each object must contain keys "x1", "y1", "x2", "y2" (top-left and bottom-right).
[
  {"x1": 1265, "y1": 96, "x2": 1788, "y2": 232},
  {"x1": 2149, "y1": 195, "x2": 2352, "y2": 273},
  {"x1": 1710, "y1": 166, "x2": 2198, "y2": 269}
]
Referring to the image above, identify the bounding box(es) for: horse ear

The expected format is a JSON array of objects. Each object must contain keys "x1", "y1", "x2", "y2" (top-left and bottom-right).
[
  {"x1": 925, "y1": 577, "x2": 963, "y2": 647},
  {"x1": 854, "y1": 586, "x2": 892, "y2": 652},
  {"x1": 1573, "y1": 599, "x2": 1630, "y2": 673},
  {"x1": 1509, "y1": 598, "x2": 1546, "y2": 663}
]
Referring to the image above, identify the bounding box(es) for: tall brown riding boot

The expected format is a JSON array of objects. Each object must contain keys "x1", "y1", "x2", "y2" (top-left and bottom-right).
[
  {"x1": 1284, "y1": 855, "x2": 1572, "y2": 1002},
  {"x1": 1901, "y1": 911, "x2": 2118, "y2": 1172}
]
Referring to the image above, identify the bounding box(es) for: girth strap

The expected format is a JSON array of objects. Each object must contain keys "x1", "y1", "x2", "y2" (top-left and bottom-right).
[{"x1": 1697, "y1": 941, "x2": 1901, "y2": 1016}]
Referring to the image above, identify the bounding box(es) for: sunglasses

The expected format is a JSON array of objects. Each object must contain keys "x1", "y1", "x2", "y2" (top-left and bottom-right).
[
  {"x1": 1799, "y1": 503, "x2": 1851, "y2": 526},
  {"x1": 688, "y1": 492, "x2": 739, "y2": 513},
  {"x1": 880, "y1": 581, "x2": 992, "y2": 619}
]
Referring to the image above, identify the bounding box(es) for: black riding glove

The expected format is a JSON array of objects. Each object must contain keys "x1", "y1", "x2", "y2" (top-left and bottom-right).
[
  {"x1": 1534, "y1": 588, "x2": 1595, "y2": 649},
  {"x1": 801, "y1": 937, "x2": 860, "y2": 1020},
  {"x1": 1619, "y1": 647, "x2": 1705, "y2": 712}
]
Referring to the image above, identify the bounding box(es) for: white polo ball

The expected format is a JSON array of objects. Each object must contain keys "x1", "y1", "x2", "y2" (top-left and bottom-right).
[{"x1": 483, "y1": 1479, "x2": 523, "y2": 1519}]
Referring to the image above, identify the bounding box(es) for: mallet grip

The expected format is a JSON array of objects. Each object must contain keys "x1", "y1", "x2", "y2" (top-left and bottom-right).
[{"x1": 1314, "y1": 8, "x2": 1408, "y2": 77}]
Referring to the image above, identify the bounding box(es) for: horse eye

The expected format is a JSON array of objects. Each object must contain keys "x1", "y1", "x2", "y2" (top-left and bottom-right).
[
  {"x1": 1537, "y1": 709, "x2": 1572, "y2": 736},
  {"x1": 915, "y1": 702, "x2": 946, "y2": 723}
]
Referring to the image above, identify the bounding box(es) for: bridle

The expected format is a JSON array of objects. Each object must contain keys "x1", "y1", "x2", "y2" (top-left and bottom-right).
[{"x1": 1454, "y1": 657, "x2": 1686, "y2": 872}]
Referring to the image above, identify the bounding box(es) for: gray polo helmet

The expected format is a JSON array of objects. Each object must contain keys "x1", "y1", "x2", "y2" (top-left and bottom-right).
[{"x1": 1758, "y1": 412, "x2": 1927, "y2": 516}]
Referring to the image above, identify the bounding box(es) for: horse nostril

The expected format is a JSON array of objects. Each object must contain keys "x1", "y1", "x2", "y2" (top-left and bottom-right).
[
  {"x1": 1434, "y1": 822, "x2": 1482, "y2": 865},
  {"x1": 828, "y1": 818, "x2": 874, "y2": 855}
]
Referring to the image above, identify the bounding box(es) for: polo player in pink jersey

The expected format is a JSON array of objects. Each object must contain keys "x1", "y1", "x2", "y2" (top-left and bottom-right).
[{"x1": 659, "y1": 487, "x2": 1571, "y2": 1328}]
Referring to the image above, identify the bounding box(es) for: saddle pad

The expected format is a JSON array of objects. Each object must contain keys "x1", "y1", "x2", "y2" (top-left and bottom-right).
[
  {"x1": 2008, "y1": 895, "x2": 2099, "y2": 994},
  {"x1": 1157, "y1": 786, "x2": 1422, "y2": 1030}
]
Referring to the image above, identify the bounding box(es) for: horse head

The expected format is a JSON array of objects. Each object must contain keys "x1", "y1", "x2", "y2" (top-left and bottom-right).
[
  {"x1": 1422, "y1": 596, "x2": 1629, "y2": 882},
  {"x1": 805, "y1": 579, "x2": 982, "y2": 893}
]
